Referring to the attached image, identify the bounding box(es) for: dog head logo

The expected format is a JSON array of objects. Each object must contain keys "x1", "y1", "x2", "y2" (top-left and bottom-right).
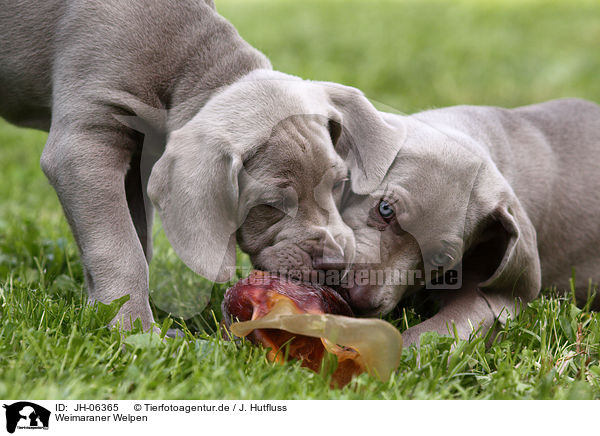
[{"x1": 2, "y1": 402, "x2": 50, "y2": 433}]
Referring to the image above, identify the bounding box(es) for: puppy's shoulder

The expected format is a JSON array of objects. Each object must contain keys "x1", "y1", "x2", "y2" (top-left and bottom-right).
[
  {"x1": 412, "y1": 104, "x2": 512, "y2": 131},
  {"x1": 511, "y1": 98, "x2": 600, "y2": 151},
  {"x1": 512, "y1": 97, "x2": 600, "y2": 123},
  {"x1": 411, "y1": 104, "x2": 518, "y2": 151}
]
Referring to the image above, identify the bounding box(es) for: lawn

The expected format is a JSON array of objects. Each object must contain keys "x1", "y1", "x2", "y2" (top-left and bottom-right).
[{"x1": 1, "y1": 0, "x2": 599, "y2": 399}]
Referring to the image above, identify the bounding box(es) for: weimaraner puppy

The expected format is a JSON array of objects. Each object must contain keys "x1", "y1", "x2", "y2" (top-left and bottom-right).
[
  {"x1": 1, "y1": 0, "x2": 397, "y2": 330},
  {"x1": 1, "y1": 0, "x2": 271, "y2": 330},
  {"x1": 334, "y1": 98, "x2": 600, "y2": 345}
]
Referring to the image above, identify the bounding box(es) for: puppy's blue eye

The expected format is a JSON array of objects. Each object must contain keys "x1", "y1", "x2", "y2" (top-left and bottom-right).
[
  {"x1": 431, "y1": 252, "x2": 453, "y2": 267},
  {"x1": 378, "y1": 200, "x2": 395, "y2": 219}
]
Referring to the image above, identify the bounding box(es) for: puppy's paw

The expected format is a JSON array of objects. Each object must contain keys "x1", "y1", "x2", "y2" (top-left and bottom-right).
[
  {"x1": 109, "y1": 297, "x2": 157, "y2": 333},
  {"x1": 402, "y1": 324, "x2": 430, "y2": 348}
]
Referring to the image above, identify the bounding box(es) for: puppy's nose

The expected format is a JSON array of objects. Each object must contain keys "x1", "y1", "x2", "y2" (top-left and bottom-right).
[{"x1": 312, "y1": 234, "x2": 354, "y2": 271}]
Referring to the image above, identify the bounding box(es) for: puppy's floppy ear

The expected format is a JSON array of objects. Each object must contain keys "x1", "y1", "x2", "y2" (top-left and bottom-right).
[
  {"x1": 147, "y1": 124, "x2": 242, "y2": 283},
  {"x1": 469, "y1": 198, "x2": 541, "y2": 316},
  {"x1": 324, "y1": 83, "x2": 405, "y2": 194}
]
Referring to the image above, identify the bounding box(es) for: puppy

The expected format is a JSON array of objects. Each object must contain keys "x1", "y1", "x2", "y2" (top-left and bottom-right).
[
  {"x1": 1, "y1": 0, "x2": 401, "y2": 329},
  {"x1": 337, "y1": 98, "x2": 600, "y2": 346}
]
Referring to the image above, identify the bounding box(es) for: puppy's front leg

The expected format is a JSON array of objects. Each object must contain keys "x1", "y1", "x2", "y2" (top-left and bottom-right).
[
  {"x1": 41, "y1": 126, "x2": 155, "y2": 331},
  {"x1": 401, "y1": 285, "x2": 514, "y2": 347}
]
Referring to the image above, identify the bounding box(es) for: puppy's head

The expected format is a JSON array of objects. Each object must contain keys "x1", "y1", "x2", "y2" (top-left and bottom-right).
[
  {"x1": 339, "y1": 116, "x2": 541, "y2": 316},
  {"x1": 147, "y1": 70, "x2": 404, "y2": 282}
]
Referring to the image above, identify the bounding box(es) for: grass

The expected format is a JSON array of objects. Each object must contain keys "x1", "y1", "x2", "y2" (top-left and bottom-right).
[{"x1": 1, "y1": 0, "x2": 600, "y2": 399}]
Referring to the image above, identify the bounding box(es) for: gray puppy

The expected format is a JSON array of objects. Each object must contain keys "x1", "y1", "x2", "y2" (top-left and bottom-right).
[
  {"x1": 1, "y1": 0, "x2": 396, "y2": 329},
  {"x1": 1, "y1": 0, "x2": 270, "y2": 330},
  {"x1": 337, "y1": 98, "x2": 600, "y2": 345}
]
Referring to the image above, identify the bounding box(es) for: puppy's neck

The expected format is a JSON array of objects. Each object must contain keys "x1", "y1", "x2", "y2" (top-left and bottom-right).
[{"x1": 165, "y1": 7, "x2": 272, "y2": 130}]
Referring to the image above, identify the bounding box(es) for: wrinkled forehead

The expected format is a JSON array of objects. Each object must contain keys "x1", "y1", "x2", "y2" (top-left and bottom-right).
[
  {"x1": 242, "y1": 114, "x2": 347, "y2": 195},
  {"x1": 185, "y1": 74, "x2": 347, "y2": 215},
  {"x1": 197, "y1": 76, "x2": 333, "y2": 151}
]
